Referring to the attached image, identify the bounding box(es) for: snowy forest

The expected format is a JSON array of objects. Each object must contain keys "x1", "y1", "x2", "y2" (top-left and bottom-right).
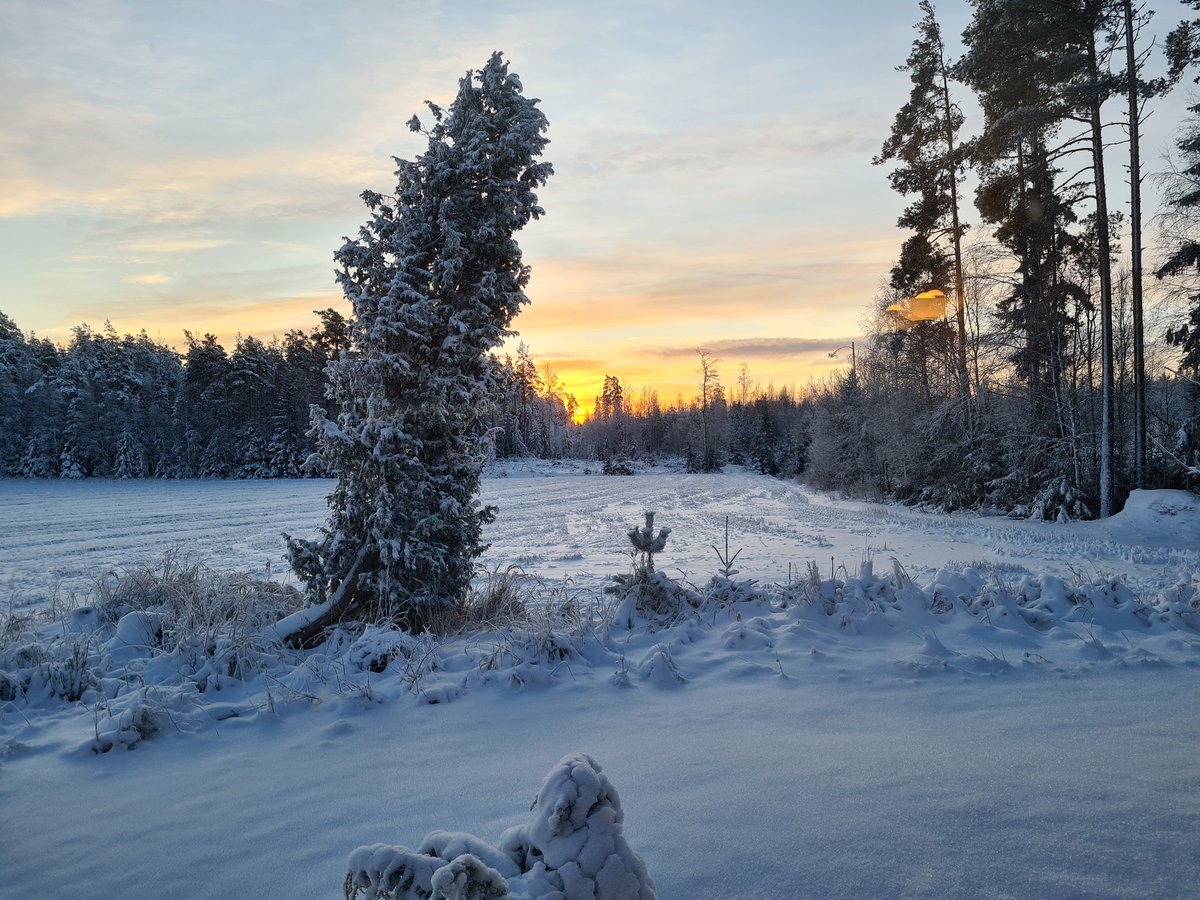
[{"x1": 4, "y1": 1, "x2": 1200, "y2": 522}]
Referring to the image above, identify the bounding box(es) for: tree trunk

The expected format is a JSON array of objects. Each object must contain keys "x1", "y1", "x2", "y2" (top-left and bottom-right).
[
  {"x1": 938, "y1": 61, "x2": 971, "y2": 407},
  {"x1": 1089, "y1": 34, "x2": 1116, "y2": 517},
  {"x1": 1124, "y1": 0, "x2": 1147, "y2": 489},
  {"x1": 279, "y1": 545, "x2": 377, "y2": 649}
]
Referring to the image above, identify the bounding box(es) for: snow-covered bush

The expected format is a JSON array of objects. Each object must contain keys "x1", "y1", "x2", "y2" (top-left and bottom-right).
[
  {"x1": 607, "y1": 569, "x2": 701, "y2": 630},
  {"x1": 1017, "y1": 476, "x2": 1092, "y2": 522},
  {"x1": 701, "y1": 574, "x2": 765, "y2": 608},
  {"x1": 632, "y1": 644, "x2": 686, "y2": 686},
  {"x1": 345, "y1": 626, "x2": 421, "y2": 674},
  {"x1": 344, "y1": 753, "x2": 655, "y2": 900},
  {"x1": 602, "y1": 458, "x2": 635, "y2": 476}
]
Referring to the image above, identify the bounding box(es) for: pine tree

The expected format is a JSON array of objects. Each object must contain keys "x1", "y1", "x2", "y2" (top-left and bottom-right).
[
  {"x1": 1161, "y1": 4, "x2": 1200, "y2": 383},
  {"x1": 1121, "y1": 0, "x2": 1166, "y2": 488},
  {"x1": 959, "y1": 0, "x2": 1123, "y2": 514},
  {"x1": 286, "y1": 53, "x2": 552, "y2": 635},
  {"x1": 875, "y1": 0, "x2": 971, "y2": 401},
  {"x1": 1156, "y1": 103, "x2": 1200, "y2": 378}
]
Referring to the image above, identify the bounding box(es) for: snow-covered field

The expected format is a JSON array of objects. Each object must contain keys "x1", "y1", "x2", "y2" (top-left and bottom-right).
[
  {"x1": 6, "y1": 461, "x2": 1198, "y2": 607},
  {"x1": 2, "y1": 466, "x2": 1200, "y2": 898}
]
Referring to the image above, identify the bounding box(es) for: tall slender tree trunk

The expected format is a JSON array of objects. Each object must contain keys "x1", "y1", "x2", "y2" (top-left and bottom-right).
[
  {"x1": 1088, "y1": 34, "x2": 1116, "y2": 517},
  {"x1": 938, "y1": 56, "x2": 971, "y2": 408},
  {"x1": 1123, "y1": 0, "x2": 1147, "y2": 488}
]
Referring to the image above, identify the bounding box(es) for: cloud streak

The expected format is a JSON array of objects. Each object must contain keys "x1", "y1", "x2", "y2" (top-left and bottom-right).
[
  {"x1": 122, "y1": 273, "x2": 171, "y2": 285},
  {"x1": 648, "y1": 337, "x2": 860, "y2": 359}
]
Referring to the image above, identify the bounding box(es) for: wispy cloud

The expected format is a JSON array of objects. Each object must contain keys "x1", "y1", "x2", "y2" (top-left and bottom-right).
[
  {"x1": 122, "y1": 273, "x2": 171, "y2": 285},
  {"x1": 650, "y1": 337, "x2": 859, "y2": 359},
  {"x1": 121, "y1": 238, "x2": 232, "y2": 255}
]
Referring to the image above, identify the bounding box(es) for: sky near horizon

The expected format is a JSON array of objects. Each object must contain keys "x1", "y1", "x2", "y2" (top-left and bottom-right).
[{"x1": 1, "y1": 0, "x2": 1194, "y2": 413}]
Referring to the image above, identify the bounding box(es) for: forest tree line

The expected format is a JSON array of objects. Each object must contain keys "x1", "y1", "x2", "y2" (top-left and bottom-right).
[
  {"x1": 0, "y1": 309, "x2": 350, "y2": 478},
  {"x1": 0, "y1": 309, "x2": 589, "y2": 479}
]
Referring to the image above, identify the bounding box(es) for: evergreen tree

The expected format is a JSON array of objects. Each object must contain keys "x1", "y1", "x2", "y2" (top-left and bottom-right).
[
  {"x1": 1120, "y1": 0, "x2": 1166, "y2": 488},
  {"x1": 286, "y1": 53, "x2": 552, "y2": 632},
  {"x1": 875, "y1": 0, "x2": 971, "y2": 400},
  {"x1": 1161, "y1": 1, "x2": 1200, "y2": 382},
  {"x1": 1156, "y1": 102, "x2": 1200, "y2": 380},
  {"x1": 181, "y1": 332, "x2": 232, "y2": 475},
  {"x1": 0, "y1": 312, "x2": 32, "y2": 472},
  {"x1": 591, "y1": 374, "x2": 628, "y2": 459},
  {"x1": 959, "y1": 0, "x2": 1121, "y2": 511}
]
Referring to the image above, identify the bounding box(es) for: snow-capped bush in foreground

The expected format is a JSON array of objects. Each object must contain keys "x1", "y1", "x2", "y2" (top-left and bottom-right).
[{"x1": 345, "y1": 753, "x2": 655, "y2": 900}]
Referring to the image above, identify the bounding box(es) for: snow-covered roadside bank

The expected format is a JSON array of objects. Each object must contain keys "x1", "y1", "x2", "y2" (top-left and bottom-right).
[{"x1": 2, "y1": 665, "x2": 1198, "y2": 899}]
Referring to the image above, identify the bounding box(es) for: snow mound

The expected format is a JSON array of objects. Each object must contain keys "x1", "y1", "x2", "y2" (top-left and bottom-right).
[
  {"x1": 1106, "y1": 489, "x2": 1200, "y2": 546},
  {"x1": 344, "y1": 753, "x2": 655, "y2": 900}
]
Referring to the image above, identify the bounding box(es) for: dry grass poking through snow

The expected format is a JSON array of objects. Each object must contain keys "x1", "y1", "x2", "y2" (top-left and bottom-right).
[{"x1": 3, "y1": 542, "x2": 1200, "y2": 756}]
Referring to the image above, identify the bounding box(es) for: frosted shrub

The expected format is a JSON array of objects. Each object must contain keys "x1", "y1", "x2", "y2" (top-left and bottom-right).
[
  {"x1": 698, "y1": 516, "x2": 770, "y2": 608},
  {"x1": 1020, "y1": 476, "x2": 1092, "y2": 522},
  {"x1": 344, "y1": 753, "x2": 655, "y2": 900},
  {"x1": 454, "y1": 567, "x2": 536, "y2": 632},
  {"x1": 608, "y1": 569, "x2": 701, "y2": 630},
  {"x1": 701, "y1": 574, "x2": 764, "y2": 608},
  {"x1": 632, "y1": 644, "x2": 686, "y2": 686},
  {"x1": 0, "y1": 553, "x2": 304, "y2": 717},
  {"x1": 500, "y1": 753, "x2": 655, "y2": 898},
  {"x1": 429, "y1": 854, "x2": 510, "y2": 899},
  {"x1": 7, "y1": 638, "x2": 97, "y2": 703},
  {"x1": 346, "y1": 626, "x2": 420, "y2": 674},
  {"x1": 90, "y1": 551, "x2": 302, "y2": 639}
]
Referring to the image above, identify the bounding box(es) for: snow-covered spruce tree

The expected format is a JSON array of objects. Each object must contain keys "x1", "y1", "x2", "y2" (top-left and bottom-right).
[{"x1": 285, "y1": 53, "x2": 552, "y2": 637}]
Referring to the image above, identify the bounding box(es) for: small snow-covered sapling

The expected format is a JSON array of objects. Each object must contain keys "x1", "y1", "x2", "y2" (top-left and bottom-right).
[
  {"x1": 627, "y1": 511, "x2": 670, "y2": 573},
  {"x1": 711, "y1": 515, "x2": 742, "y2": 578}
]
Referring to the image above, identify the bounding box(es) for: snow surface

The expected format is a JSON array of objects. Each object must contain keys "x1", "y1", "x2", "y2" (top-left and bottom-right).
[
  {"x1": 2, "y1": 465, "x2": 1199, "y2": 898},
  {"x1": 5, "y1": 467, "x2": 1196, "y2": 610}
]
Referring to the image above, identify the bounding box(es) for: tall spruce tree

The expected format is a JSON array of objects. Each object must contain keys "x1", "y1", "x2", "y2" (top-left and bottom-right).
[
  {"x1": 285, "y1": 53, "x2": 552, "y2": 634},
  {"x1": 1159, "y1": 2, "x2": 1200, "y2": 469},
  {"x1": 1156, "y1": 99, "x2": 1200, "y2": 389}
]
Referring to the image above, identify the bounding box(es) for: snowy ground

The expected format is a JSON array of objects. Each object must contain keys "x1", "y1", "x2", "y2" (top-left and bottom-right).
[
  {"x1": 5, "y1": 460, "x2": 1198, "y2": 608},
  {"x1": 2, "y1": 464, "x2": 1199, "y2": 898}
]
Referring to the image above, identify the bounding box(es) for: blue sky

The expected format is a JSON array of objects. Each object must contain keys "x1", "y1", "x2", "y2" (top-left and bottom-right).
[{"x1": 1, "y1": 0, "x2": 1194, "y2": 408}]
